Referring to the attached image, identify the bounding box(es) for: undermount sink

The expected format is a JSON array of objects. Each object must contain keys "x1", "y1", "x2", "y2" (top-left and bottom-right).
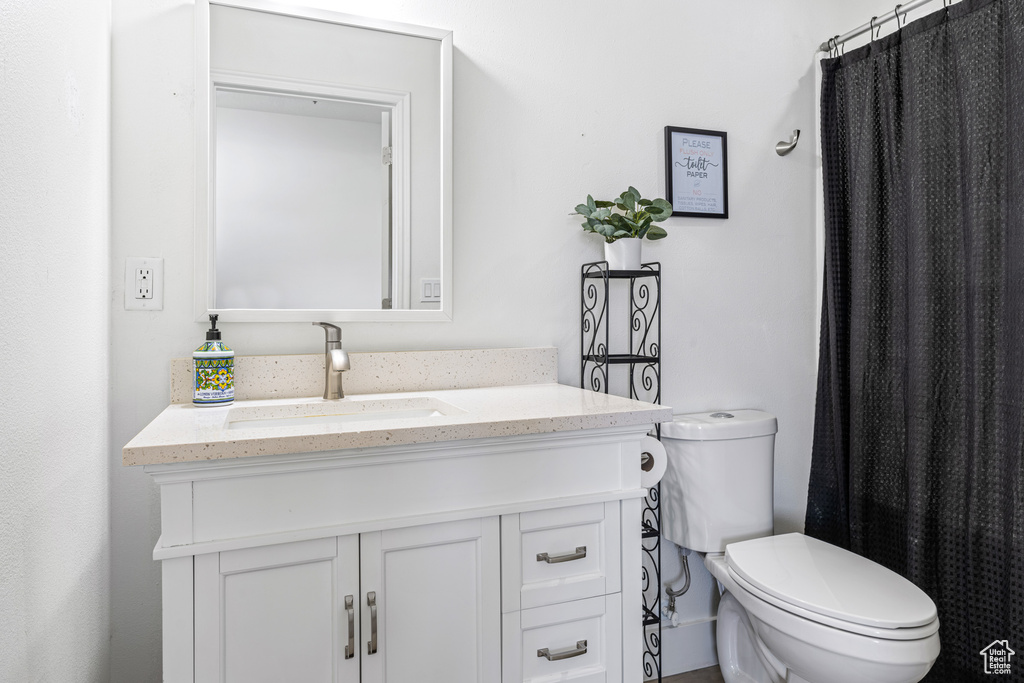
[{"x1": 226, "y1": 396, "x2": 461, "y2": 430}]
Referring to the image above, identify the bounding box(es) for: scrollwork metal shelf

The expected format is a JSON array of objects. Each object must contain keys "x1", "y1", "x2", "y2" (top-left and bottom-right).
[
  {"x1": 580, "y1": 260, "x2": 662, "y2": 683},
  {"x1": 582, "y1": 353, "x2": 659, "y2": 364}
]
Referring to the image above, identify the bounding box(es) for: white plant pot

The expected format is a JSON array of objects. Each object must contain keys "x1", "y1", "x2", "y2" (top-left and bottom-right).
[{"x1": 605, "y1": 239, "x2": 642, "y2": 271}]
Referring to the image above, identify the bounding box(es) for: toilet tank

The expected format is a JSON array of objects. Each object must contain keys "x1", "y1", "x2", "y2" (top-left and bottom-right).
[{"x1": 660, "y1": 410, "x2": 777, "y2": 553}]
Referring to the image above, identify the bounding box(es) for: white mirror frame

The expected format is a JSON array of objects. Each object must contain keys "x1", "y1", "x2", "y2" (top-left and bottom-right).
[{"x1": 194, "y1": 0, "x2": 453, "y2": 322}]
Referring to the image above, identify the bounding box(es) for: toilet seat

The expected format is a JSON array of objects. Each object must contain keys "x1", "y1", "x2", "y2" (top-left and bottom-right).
[
  {"x1": 725, "y1": 534, "x2": 938, "y2": 638},
  {"x1": 726, "y1": 568, "x2": 939, "y2": 640}
]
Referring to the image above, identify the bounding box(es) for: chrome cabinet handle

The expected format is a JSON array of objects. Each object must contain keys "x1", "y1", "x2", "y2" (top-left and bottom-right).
[
  {"x1": 537, "y1": 546, "x2": 587, "y2": 564},
  {"x1": 537, "y1": 640, "x2": 588, "y2": 661},
  {"x1": 344, "y1": 595, "x2": 354, "y2": 660},
  {"x1": 366, "y1": 591, "x2": 378, "y2": 655}
]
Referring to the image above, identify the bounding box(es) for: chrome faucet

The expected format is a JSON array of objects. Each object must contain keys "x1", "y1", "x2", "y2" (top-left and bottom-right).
[{"x1": 313, "y1": 322, "x2": 350, "y2": 399}]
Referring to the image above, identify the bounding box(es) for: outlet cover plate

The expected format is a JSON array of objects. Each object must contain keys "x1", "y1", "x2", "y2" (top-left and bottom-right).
[{"x1": 125, "y1": 257, "x2": 164, "y2": 310}]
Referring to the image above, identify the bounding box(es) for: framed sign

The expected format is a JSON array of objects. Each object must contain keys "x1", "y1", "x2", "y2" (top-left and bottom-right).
[{"x1": 664, "y1": 126, "x2": 728, "y2": 218}]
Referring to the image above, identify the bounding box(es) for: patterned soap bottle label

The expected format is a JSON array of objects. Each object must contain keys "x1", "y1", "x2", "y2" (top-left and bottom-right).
[{"x1": 194, "y1": 354, "x2": 234, "y2": 405}]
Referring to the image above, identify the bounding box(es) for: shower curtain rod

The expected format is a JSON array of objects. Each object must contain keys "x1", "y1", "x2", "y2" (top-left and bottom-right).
[{"x1": 817, "y1": 0, "x2": 942, "y2": 52}]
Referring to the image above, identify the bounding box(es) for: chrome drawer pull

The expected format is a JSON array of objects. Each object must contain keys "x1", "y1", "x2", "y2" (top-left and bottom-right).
[
  {"x1": 344, "y1": 595, "x2": 355, "y2": 659},
  {"x1": 366, "y1": 591, "x2": 378, "y2": 655},
  {"x1": 537, "y1": 639, "x2": 588, "y2": 661},
  {"x1": 536, "y1": 546, "x2": 587, "y2": 564}
]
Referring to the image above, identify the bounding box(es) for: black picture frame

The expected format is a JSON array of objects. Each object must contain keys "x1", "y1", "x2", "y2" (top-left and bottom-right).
[{"x1": 664, "y1": 126, "x2": 729, "y2": 219}]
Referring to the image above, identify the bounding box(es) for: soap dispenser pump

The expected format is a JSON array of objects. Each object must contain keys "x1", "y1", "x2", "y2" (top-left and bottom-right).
[{"x1": 193, "y1": 314, "x2": 234, "y2": 406}]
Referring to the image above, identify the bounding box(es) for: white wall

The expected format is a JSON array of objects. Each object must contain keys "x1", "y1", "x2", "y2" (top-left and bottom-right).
[
  {"x1": 0, "y1": 1, "x2": 111, "y2": 681},
  {"x1": 110, "y1": 0, "x2": 888, "y2": 678}
]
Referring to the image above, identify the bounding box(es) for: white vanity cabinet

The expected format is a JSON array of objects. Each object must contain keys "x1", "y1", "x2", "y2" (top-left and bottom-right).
[
  {"x1": 130, "y1": 384, "x2": 670, "y2": 683},
  {"x1": 193, "y1": 519, "x2": 500, "y2": 683}
]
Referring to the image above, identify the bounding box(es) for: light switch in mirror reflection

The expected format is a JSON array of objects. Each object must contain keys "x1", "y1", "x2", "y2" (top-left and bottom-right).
[{"x1": 195, "y1": 1, "x2": 452, "y2": 322}]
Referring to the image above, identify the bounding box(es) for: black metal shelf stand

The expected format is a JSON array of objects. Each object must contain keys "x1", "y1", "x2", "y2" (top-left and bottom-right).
[{"x1": 580, "y1": 260, "x2": 662, "y2": 682}]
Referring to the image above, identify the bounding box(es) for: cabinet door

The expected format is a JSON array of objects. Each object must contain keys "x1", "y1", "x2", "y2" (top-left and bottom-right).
[
  {"x1": 194, "y1": 536, "x2": 360, "y2": 683},
  {"x1": 360, "y1": 517, "x2": 501, "y2": 683}
]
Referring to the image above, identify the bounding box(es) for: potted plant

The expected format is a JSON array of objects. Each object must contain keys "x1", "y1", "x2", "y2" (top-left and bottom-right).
[{"x1": 574, "y1": 187, "x2": 672, "y2": 270}]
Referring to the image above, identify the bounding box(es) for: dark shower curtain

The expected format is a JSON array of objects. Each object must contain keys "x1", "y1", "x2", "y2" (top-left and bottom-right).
[{"x1": 806, "y1": 0, "x2": 1024, "y2": 680}]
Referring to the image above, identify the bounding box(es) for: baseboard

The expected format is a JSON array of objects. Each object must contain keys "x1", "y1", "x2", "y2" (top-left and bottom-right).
[{"x1": 649, "y1": 617, "x2": 717, "y2": 678}]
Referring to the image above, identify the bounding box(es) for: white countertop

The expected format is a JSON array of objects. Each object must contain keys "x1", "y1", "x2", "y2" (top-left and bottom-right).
[{"x1": 123, "y1": 383, "x2": 672, "y2": 466}]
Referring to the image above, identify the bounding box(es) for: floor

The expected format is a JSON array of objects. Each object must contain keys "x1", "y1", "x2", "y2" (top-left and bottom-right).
[{"x1": 660, "y1": 667, "x2": 726, "y2": 683}]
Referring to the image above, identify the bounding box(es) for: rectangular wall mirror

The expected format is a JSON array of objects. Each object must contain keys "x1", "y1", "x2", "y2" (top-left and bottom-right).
[{"x1": 195, "y1": 0, "x2": 452, "y2": 322}]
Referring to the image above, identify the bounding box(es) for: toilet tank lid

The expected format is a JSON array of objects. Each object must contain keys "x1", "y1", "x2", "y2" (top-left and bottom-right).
[{"x1": 661, "y1": 409, "x2": 777, "y2": 440}]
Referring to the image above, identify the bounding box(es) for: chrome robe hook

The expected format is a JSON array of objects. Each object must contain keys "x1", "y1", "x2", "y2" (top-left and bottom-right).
[{"x1": 775, "y1": 129, "x2": 800, "y2": 156}]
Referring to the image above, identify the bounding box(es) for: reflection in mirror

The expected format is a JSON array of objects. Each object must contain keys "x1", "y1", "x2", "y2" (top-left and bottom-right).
[
  {"x1": 195, "y1": 1, "x2": 452, "y2": 322},
  {"x1": 214, "y1": 89, "x2": 394, "y2": 310}
]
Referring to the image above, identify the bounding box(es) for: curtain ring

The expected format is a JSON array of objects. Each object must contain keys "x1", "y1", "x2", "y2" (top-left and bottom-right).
[
  {"x1": 871, "y1": 16, "x2": 880, "y2": 40},
  {"x1": 895, "y1": 4, "x2": 906, "y2": 28},
  {"x1": 943, "y1": 0, "x2": 951, "y2": 7},
  {"x1": 829, "y1": 35, "x2": 843, "y2": 58}
]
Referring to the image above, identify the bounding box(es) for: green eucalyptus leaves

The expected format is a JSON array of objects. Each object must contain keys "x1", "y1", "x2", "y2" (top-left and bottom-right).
[{"x1": 574, "y1": 187, "x2": 672, "y2": 243}]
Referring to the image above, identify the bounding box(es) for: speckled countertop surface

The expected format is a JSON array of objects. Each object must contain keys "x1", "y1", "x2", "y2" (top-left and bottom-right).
[{"x1": 123, "y1": 383, "x2": 672, "y2": 467}]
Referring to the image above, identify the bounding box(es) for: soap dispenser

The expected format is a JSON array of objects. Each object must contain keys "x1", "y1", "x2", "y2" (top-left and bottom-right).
[{"x1": 193, "y1": 314, "x2": 234, "y2": 406}]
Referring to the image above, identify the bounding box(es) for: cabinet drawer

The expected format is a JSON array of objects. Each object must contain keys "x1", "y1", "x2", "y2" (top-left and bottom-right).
[
  {"x1": 502, "y1": 594, "x2": 622, "y2": 683},
  {"x1": 502, "y1": 502, "x2": 621, "y2": 612}
]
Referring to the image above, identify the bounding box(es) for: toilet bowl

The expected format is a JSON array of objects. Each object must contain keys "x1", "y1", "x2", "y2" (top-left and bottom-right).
[
  {"x1": 660, "y1": 410, "x2": 940, "y2": 683},
  {"x1": 706, "y1": 537, "x2": 940, "y2": 683}
]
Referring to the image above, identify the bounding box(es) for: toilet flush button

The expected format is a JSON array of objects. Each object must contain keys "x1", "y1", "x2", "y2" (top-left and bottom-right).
[{"x1": 710, "y1": 412, "x2": 734, "y2": 419}]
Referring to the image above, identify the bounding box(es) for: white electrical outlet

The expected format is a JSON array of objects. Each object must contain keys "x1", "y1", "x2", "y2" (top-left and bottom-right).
[
  {"x1": 125, "y1": 257, "x2": 164, "y2": 310},
  {"x1": 136, "y1": 268, "x2": 153, "y2": 299},
  {"x1": 419, "y1": 278, "x2": 441, "y2": 303}
]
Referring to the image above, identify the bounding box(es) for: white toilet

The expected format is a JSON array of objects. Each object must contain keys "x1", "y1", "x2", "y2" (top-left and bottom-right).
[{"x1": 660, "y1": 410, "x2": 940, "y2": 683}]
